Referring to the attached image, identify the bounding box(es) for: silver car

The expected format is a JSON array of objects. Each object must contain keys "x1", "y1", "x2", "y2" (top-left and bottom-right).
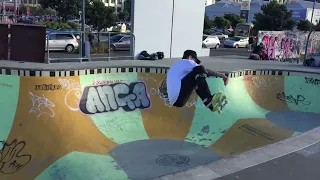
[
  {"x1": 223, "y1": 36, "x2": 249, "y2": 48},
  {"x1": 203, "y1": 35, "x2": 220, "y2": 49},
  {"x1": 46, "y1": 32, "x2": 79, "y2": 53},
  {"x1": 212, "y1": 32, "x2": 229, "y2": 40},
  {"x1": 102, "y1": 34, "x2": 131, "y2": 51}
]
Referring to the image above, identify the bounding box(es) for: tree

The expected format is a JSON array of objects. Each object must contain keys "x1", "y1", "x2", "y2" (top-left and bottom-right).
[
  {"x1": 213, "y1": 17, "x2": 230, "y2": 31},
  {"x1": 253, "y1": 0, "x2": 296, "y2": 31},
  {"x1": 297, "y1": 20, "x2": 314, "y2": 32},
  {"x1": 204, "y1": 14, "x2": 214, "y2": 30},
  {"x1": 86, "y1": 0, "x2": 117, "y2": 42},
  {"x1": 124, "y1": 0, "x2": 131, "y2": 18},
  {"x1": 39, "y1": 0, "x2": 81, "y2": 22},
  {"x1": 223, "y1": 14, "x2": 243, "y2": 29},
  {"x1": 118, "y1": 10, "x2": 129, "y2": 22}
]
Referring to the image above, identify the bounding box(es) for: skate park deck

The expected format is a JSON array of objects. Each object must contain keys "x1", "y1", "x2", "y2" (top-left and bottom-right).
[{"x1": 0, "y1": 65, "x2": 319, "y2": 180}]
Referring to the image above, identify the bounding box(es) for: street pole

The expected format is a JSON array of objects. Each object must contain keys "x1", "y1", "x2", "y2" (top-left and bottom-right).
[
  {"x1": 81, "y1": 0, "x2": 86, "y2": 57},
  {"x1": 303, "y1": 0, "x2": 316, "y2": 62},
  {"x1": 14, "y1": 0, "x2": 17, "y2": 21},
  {"x1": 2, "y1": 0, "x2": 5, "y2": 22}
]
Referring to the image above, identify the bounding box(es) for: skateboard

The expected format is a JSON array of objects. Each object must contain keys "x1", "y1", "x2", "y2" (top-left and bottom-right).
[{"x1": 212, "y1": 92, "x2": 228, "y2": 114}]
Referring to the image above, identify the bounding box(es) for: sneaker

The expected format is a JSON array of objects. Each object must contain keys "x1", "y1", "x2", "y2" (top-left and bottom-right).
[
  {"x1": 211, "y1": 92, "x2": 228, "y2": 114},
  {"x1": 203, "y1": 95, "x2": 214, "y2": 110}
]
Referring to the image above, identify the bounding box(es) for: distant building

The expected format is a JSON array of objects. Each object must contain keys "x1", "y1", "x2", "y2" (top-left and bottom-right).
[
  {"x1": 206, "y1": 0, "x2": 216, "y2": 5},
  {"x1": 104, "y1": 0, "x2": 125, "y2": 13},
  {"x1": 205, "y1": 0, "x2": 320, "y2": 24},
  {"x1": 20, "y1": 0, "x2": 39, "y2": 7}
]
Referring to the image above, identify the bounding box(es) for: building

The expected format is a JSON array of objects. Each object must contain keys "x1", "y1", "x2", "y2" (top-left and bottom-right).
[
  {"x1": 104, "y1": 0, "x2": 125, "y2": 13},
  {"x1": 206, "y1": 0, "x2": 216, "y2": 5},
  {"x1": 205, "y1": 0, "x2": 320, "y2": 24}
]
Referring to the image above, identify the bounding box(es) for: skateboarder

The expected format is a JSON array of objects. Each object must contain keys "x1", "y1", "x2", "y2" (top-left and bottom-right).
[{"x1": 166, "y1": 50, "x2": 228, "y2": 112}]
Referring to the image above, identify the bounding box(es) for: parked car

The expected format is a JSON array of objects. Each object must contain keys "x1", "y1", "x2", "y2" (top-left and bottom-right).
[
  {"x1": 211, "y1": 32, "x2": 228, "y2": 40},
  {"x1": 101, "y1": 34, "x2": 131, "y2": 51},
  {"x1": 223, "y1": 36, "x2": 249, "y2": 48},
  {"x1": 203, "y1": 35, "x2": 220, "y2": 49},
  {"x1": 46, "y1": 32, "x2": 79, "y2": 53}
]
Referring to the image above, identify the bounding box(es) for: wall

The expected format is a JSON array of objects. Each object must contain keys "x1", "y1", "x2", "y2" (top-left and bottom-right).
[
  {"x1": 258, "y1": 31, "x2": 320, "y2": 60},
  {"x1": 132, "y1": 0, "x2": 206, "y2": 59},
  {"x1": 170, "y1": 0, "x2": 205, "y2": 58},
  {"x1": 0, "y1": 70, "x2": 320, "y2": 180}
]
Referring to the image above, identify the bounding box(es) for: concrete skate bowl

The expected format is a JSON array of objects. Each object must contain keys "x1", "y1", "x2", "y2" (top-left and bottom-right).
[{"x1": 0, "y1": 67, "x2": 320, "y2": 180}]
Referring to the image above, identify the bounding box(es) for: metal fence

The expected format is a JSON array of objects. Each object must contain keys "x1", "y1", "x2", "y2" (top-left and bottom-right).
[{"x1": 45, "y1": 31, "x2": 135, "y2": 63}]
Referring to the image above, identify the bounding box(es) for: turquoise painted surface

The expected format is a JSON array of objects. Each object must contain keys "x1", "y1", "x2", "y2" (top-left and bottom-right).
[
  {"x1": 284, "y1": 76, "x2": 320, "y2": 113},
  {"x1": 0, "y1": 75, "x2": 19, "y2": 142},
  {"x1": 186, "y1": 76, "x2": 269, "y2": 146},
  {"x1": 35, "y1": 152, "x2": 128, "y2": 180},
  {"x1": 79, "y1": 73, "x2": 149, "y2": 144}
]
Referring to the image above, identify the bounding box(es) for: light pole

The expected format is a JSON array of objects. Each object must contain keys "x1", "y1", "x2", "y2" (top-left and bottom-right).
[
  {"x1": 2, "y1": 0, "x2": 5, "y2": 22},
  {"x1": 303, "y1": 0, "x2": 316, "y2": 62},
  {"x1": 81, "y1": 0, "x2": 86, "y2": 57}
]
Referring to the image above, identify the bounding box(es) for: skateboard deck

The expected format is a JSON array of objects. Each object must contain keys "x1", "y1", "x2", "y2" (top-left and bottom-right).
[{"x1": 212, "y1": 92, "x2": 229, "y2": 114}]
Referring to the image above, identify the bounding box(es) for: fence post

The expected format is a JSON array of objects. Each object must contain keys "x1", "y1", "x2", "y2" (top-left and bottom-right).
[
  {"x1": 46, "y1": 32, "x2": 50, "y2": 64},
  {"x1": 108, "y1": 32, "x2": 111, "y2": 61}
]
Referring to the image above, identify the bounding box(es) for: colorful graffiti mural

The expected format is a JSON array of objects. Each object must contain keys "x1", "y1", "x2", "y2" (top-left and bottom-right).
[
  {"x1": 258, "y1": 31, "x2": 320, "y2": 60},
  {"x1": 0, "y1": 73, "x2": 319, "y2": 180}
]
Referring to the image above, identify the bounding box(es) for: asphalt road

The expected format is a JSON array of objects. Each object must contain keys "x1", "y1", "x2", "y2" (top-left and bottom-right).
[{"x1": 46, "y1": 47, "x2": 251, "y2": 62}]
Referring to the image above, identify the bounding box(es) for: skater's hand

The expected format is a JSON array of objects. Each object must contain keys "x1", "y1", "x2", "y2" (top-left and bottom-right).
[{"x1": 222, "y1": 75, "x2": 229, "y2": 86}]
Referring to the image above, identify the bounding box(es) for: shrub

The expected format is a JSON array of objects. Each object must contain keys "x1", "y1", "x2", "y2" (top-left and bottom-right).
[
  {"x1": 67, "y1": 22, "x2": 80, "y2": 29},
  {"x1": 91, "y1": 43, "x2": 109, "y2": 54},
  {"x1": 203, "y1": 29, "x2": 211, "y2": 35},
  {"x1": 36, "y1": 22, "x2": 72, "y2": 30}
]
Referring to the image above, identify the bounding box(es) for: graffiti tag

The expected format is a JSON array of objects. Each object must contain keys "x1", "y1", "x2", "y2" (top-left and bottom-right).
[
  {"x1": 251, "y1": 76, "x2": 280, "y2": 90},
  {"x1": 93, "y1": 80, "x2": 123, "y2": 86},
  {"x1": 35, "y1": 84, "x2": 62, "y2": 91},
  {"x1": 276, "y1": 92, "x2": 311, "y2": 106},
  {"x1": 59, "y1": 79, "x2": 82, "y2": 111},
  {"x1": 305, "y1": 77, "x2": 320, "y2": 87},
  {"x1": 0, "y1": 83, "x2": 12, "y2": 88},
  {"x1": 29, "y1": 92, "x2": 55, "y2": 118},
  {"x1": 0, "y1": 139, "x2": 31, "y2": 174},
  {"x1": 79, "y1": 82, "x2": 151, "y2": 114},
  {"x1": 239, "y1": 124, "x2": 274, "y2": 141}
]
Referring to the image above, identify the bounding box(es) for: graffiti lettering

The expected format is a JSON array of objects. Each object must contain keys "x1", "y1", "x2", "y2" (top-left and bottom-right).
[
  {"x1": 305, "y1": 77, "x2": 320, "y2": 86},
  {"x1": 239, "y1": 124, "x2": 274, "y2": 140},
  {"x1": 79, "y1": 82, "x2": 151, "y2": 114},
  {"x1": 49, "y1": 165, "x2": 67, "y2": 180},
  {"x1": 262, "y1": 35, "x2": 278, "y2": 59},
  {"x1": 258, "y1": 31, "x2": 320, "y2": 60},
  {"x1": 29, "y1": 92, "x2": 55, "y2": 118},
  {"x1": 0, "y1": 83, "x2": 12, "y2": 88},
  {"x1": 59, "y1": 79, "x2": 80, "y2": 90},
  {"x1": 59, "y1": 79, "x2": 82, "y2": 111},
  {"x1": 0, "y1": 139, "x2": 31, "y2": 174},
  {"x1": 276, "y1": 92, "x2": 311, "y2": 106},
  {"x1": 251, "y1": 76, "x2": 279, "y2": 90},
  {"x1": 93, "y1": 80, "x2": 123, "y2": 86},
  {"x1": 35, "y1": 84, "x2": 62, "y2": 91}
]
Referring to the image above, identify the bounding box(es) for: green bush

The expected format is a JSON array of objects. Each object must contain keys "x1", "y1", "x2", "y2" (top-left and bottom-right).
[
  {"x1": 67, "y1": 22, "x2": 80, "y2": 29},
  {"x1": 90, "y1": 43, "x2": 109, "y2": 54},
  {"x1": 203, "y1": 29, "x2": 211, "y2": 35},
  {"x1": 36, "y1": 22, "x2": 72, "y2": 30}
]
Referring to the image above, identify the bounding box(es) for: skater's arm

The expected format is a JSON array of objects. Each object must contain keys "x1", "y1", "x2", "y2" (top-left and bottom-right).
[{"x1": 206, "y1": 69, "x2": 227, "y2": 78}]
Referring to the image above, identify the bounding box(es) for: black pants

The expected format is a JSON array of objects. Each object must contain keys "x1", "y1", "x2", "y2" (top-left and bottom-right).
[{"x1": 173, "y1": 65, "x2": 213, "y2": 107}]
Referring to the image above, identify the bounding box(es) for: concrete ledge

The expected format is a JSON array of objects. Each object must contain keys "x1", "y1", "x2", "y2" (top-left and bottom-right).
[{"x1": 152, "y1": 126, "x2": 320, "y2": 180}]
